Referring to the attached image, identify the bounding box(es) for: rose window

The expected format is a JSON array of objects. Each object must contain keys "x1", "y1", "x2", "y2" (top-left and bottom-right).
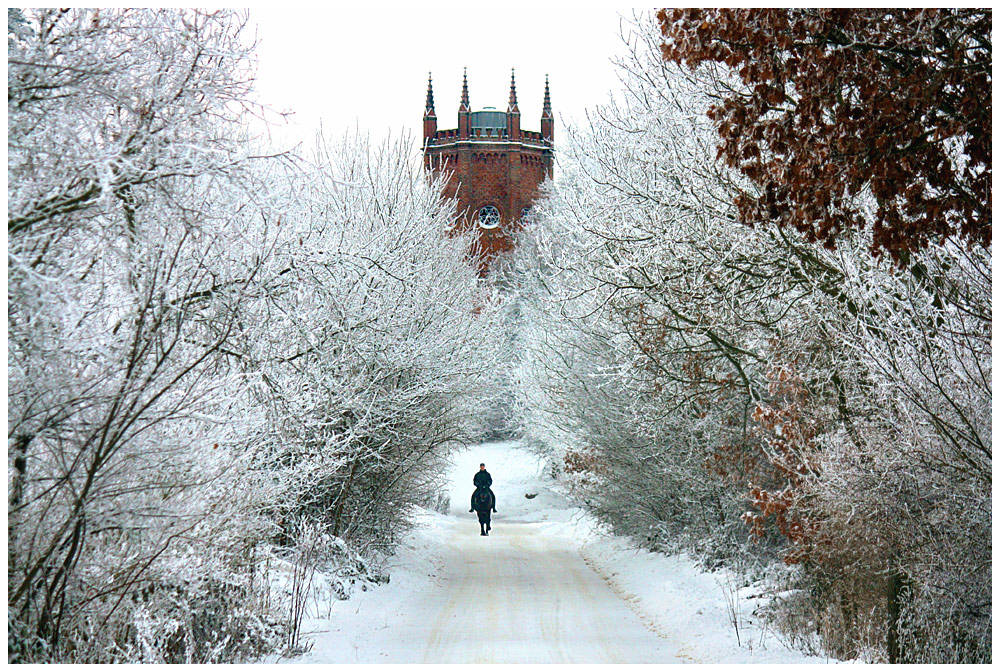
[{"x1": 478, "y1": 205, "x2": 501, "y2": 229}]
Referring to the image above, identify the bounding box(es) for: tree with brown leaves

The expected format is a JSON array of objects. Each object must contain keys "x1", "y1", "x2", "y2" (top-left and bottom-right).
[{"x1": 658, "y1": 8, "x2": 991, "y2": 262}]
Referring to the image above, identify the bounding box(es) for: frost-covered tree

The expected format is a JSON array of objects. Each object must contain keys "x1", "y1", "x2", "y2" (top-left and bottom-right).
[
  {"x1": 8, "y1": 9, "x2": 285, "y2": 662},
  {"x1": 795, "y1": 239, "x2": 992, "y2": 663},
  {"x1": 234, "y1": 131, "x2": 510, "y2": 552},
  {"x1": 658, "y1": 8, "x2": 991, "y2": 261},
  {"x1": 656, "y1": 8, "x2": 991, "y2": 662},
  {"x1": 8, "y1": 10, "x2": 506, "y2": 662},
  {"x1": 9, "y1": 9, "x2": 507, "y2": 663},
  {"x1": 515, "y1": 11, "x2": 990, "y2": 663},
  {"x1": 514, "y1": 12, "x2": 811, "y2": 556}
]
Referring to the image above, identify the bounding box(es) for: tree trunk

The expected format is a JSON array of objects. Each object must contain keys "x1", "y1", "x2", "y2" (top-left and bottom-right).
[
  {"x1": 887, "y1": 570, "x2": 908, "y2": 663},
  {"x1": 8, "y1": 433, "x2": 32, "y2": 572}
]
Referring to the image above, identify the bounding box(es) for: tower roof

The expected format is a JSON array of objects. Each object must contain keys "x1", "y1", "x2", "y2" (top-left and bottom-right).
[
  {"x1": 507, "y1": 68, "x2": 519, "y2": 114},
  {"x1": 425, "y1": 72, "x2": 435, "y2": 117},
  {"x1": 459, "y1": 67, "x2": 470, "y2": 112},
  {"x1": 542, "y1": 74, "x2": 552, "y2": 119}
]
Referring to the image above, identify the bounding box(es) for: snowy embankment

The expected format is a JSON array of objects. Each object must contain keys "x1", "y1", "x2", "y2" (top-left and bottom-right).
[{"x1": 275, "y1": 442, "x2": 827, "y2": 664}]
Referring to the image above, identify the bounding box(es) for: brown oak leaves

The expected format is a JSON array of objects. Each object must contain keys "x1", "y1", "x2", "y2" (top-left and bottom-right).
[{"x1": 658, "y1": 8, "x2": 991, "y2": 263}]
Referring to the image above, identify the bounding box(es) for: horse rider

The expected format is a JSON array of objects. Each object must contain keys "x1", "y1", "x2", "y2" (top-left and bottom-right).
[{"x1": 470, "y1": 462, "x2": 497, "y2": 513}]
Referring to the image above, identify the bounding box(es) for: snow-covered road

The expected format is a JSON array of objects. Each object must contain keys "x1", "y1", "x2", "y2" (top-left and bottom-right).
[
  {"x1": 398, "y1": 515, "x2": 680, "y2": 663},
  {"x1": 288, "y1": 442, "x2": 821, "y2": 664}
]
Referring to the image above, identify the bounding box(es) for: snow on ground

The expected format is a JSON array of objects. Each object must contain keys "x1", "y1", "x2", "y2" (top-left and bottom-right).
[{"x1": 276, "y1": 441, "x2": 828, "y2": 664}]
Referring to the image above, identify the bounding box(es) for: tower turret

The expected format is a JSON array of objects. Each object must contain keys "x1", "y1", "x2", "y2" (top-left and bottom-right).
[
  {"x1": 506, "y1": 68, "x2": 521, "y2": 140},
  {"x1": 423, "y1": 72, "x2": 437, "y2": 142},
  {"x1": 458, "y1": 67, "x2": 471, "y2": 139},
  {"x1": 540, "y1": 75, "x2": 553, "y2": 143}
]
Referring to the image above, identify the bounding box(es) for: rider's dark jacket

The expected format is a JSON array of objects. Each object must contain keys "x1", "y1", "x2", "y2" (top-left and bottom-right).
[{"x1": 473, "y1": 469, "x2": 492, "y2": 489}]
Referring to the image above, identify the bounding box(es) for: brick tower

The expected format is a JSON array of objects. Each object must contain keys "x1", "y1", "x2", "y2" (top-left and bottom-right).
[{"x1": 423, "y1": 68, "x2": 554, "y2": 274}]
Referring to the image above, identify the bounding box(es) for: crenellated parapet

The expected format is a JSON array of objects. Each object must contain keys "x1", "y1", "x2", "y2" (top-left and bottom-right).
[{"x1": 425, "y1": 127, "x2": 551, "y2": 146}]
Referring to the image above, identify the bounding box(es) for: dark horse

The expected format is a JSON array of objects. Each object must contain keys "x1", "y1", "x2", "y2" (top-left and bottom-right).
[{"x1": 471, "y1": 486, "x2": 493, "y2": 536}]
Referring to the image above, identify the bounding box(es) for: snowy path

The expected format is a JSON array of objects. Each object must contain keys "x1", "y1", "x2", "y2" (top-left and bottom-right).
[
  {"x1": 396, "y1": 516, "x2": 680, "y2": 663},
  {"x1": 288, "y1": 442, "x2": 821, "y2": 664}
]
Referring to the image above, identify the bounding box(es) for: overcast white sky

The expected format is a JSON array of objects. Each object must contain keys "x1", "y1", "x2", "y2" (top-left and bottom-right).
[{"x1": 249, "y1": 4, "x2": 643, "y2": 149}]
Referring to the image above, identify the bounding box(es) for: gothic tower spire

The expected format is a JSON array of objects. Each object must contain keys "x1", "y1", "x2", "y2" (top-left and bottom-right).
[
  {"x1": 507, "y1": 68, "x2": 521, "y2": 139},
  {"x1": 423, "y1": 70, "x2": 554, "y2": 276},
  {"x1": 423, "y1": 72, "x2": 437, "y2": 142},
  {"x1": 460, "y1": 67, "x2": 470, "y2": 112},
  {"x1": 540, "y1": 74, "x2": 553, "y2": 143},
  {"x1": 507, "y1": 68, "x2": 519, "y2": 113},
  {"x1": 458, "y1": 67, "x2": 471, "y2": 138},
  {"x1": 425, "y1": 72, "x2": 435, "y2": 115}
]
